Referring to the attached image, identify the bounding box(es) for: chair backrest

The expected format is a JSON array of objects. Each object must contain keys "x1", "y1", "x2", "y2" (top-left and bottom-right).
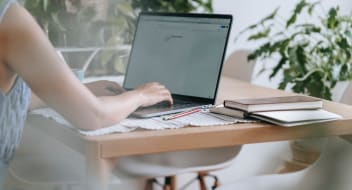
[
  {"x1": 116, "y1": 146, "x2": 242, "y2": 177},
  {"x1": 339, "y1": 82, "x2": 352, "y2": 105},
  {"x1": 338, "y1": 82, "x2": 352, "y2": 144},
  {"x1": 222, "y1": 49, "x2": 256, "y2": 82}
]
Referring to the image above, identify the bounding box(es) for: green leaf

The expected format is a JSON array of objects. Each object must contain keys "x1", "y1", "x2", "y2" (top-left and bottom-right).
[
  {"x1": 294, "y1": 0, "x2": 308, "y2": 15},
  {"x1": 267, "y1": 39, "x2": 290, "y2": 55},
  {"x1": 292, "y1": 82, "x2": 305, "y2": 94},
  {"x1": 259, "y1": 7, "x2": 279, "y2": 24},
  {"x1": 308, "y1": 1, "x2": 320, "y2": 15},
  {"x1": 278, "y1": 81, "x2": 287, "y2": 90},
  {"x1": 247, "y1": 23, "x2": 260, "y2": 30},
  {"x1": 323, "y1": 86, "x2": 332, "y2": 100},
  {"x1": 270, "y1": 57, "x2": 287, "y2": 79},
  {"x1": 248, "y1": 28, "x2": 271, "y2": 41},
  {"x1": 247, "y1": 52, "x2": 257, "y2": 61},
  {"x1": 336, "y1": 36, "x2": 351, "y2": 50},
  {"x1": 279, "y1": 70, "x2": 294, "y2": 90},
  {"x1": 247, "y1": 43, "x2": 271, "y2": 61},
  {"x1": 235, "y1": 7, "x2": 278, "y2": 43},
  {"x1": 296, "y1": 45, "x2": 308, "y2": 73},
  {"x1": 295, "y1": 24, "x2": 322, "y2": 34},
  {"x1": 286, "y1": 14, "x2": 297, "y2": 28},
  {"x1": 340, "y1": 64, "x2": 349, "y2": 80},
  {"x1": 282, "y1": 41, "x2": 291, "y2": 55},
  {"x1": 288, "y1": 47, "x2": 298, "y2": 66},
  {"x1": 286, "y1": 0, "x2": 308, "y2": 28},
  {"x1": 327, "y1": 7, "x2": 339, "y2": 29},
  {"x1": 256, "y1": 67, "x2": 267, "y2": 77}
]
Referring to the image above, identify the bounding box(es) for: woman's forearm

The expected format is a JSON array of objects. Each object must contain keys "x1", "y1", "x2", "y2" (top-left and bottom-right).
[
  {"x1": 28, "y1": 81, "x2": 125, "y2": 112},
  {"x1": 95, "y1": 90, "x2": 142, "y2": 128}
]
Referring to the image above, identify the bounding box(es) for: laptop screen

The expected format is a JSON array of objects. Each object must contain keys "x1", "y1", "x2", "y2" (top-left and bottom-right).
[{"x1": 124, "y1": 13, "x2": 232, "y2": 101}]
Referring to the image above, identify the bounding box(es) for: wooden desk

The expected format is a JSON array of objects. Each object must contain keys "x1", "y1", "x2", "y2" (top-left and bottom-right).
[{"x1": 26, "y1": 76, "x2": 352, "y2": 189}]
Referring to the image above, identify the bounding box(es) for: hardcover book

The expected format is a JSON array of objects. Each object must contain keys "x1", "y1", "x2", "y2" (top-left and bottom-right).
[
  {"x1": 210, "y1": 105, "x2": 248, "y2": 118},
  {"x1": 224, "y1": 95, "x2": 322, "y2": 112}
]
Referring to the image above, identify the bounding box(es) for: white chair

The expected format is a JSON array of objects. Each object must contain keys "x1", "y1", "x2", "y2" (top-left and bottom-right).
[
  {"x1": 338, "y1": 82, "x2": 352, "y2": 144},
  {"x1": 116, "y1": 147, "x2": 242, "y2": 190},
  {"x1": 221, "y1": 49, "x2": 256, "y2": 81},
  {"x1": 339, "y1": 82, "x2": 352, "y2": 104},
  {"x1": 218, "y1": 136, "x2": 352, "y2": 190}
]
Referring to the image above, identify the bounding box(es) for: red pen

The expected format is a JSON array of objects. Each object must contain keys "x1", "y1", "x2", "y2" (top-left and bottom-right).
[{"x1": 162, "y1": 108, "x2": 202, "y2": 121}]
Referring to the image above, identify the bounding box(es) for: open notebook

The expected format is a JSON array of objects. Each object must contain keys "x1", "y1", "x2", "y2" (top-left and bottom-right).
[{"x1": 250, "y1": 109, "x2": 342, "y2": 127}]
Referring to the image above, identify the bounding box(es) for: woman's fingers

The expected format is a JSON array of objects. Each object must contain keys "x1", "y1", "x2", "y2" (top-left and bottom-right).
[{"x1": 135, "y1": 82, "x2": 173, "y2": 107}]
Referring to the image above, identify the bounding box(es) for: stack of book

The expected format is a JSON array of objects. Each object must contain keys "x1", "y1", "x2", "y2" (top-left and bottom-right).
[{"x1": 210, "y1": 95, "x2": 342, "y2": 127}]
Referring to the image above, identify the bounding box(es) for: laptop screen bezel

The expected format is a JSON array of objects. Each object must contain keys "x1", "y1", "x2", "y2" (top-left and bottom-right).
[{"x1": 123, "y1": 12, "x2": 233, "y2": 105}]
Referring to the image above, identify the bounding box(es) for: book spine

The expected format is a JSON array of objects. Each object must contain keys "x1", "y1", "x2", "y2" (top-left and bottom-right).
[{"x1": 223, "y1": 100, "x2": 246, "y2": 112}]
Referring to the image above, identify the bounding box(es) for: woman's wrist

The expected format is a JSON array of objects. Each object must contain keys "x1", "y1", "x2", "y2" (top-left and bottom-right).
[{"x1": 131, "y1": 89, "x2": 146, "y2": 107}]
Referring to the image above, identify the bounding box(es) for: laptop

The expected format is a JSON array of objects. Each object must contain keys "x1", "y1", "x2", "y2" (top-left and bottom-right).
[{"x1": 123, "y1": 12, "x2": 232, "y2": 118}]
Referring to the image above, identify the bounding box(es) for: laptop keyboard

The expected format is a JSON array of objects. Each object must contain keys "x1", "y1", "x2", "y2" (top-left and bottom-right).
[
  {"x1": 133, "y1": 98, "x2": 208, "y2": 117},
  {"x1": 138, "y1": 100, "x2": 200, "y2": 111}
]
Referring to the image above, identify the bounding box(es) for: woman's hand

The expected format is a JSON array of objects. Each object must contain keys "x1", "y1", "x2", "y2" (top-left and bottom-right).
[
  {"x1": 85, "y1": 80, "x2": 125, "y2": 97},
  {"x1": 134, "y1": 82, "x2": 173, "y2": 107}
]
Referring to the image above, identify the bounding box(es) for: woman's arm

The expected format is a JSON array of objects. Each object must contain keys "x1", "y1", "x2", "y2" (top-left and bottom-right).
[
  {"x1": 29, "y1": 80, "x2": 126, "y2": 111},
  {"x1": 1, "y1": 3, "x2": 172, "y2": 130}
]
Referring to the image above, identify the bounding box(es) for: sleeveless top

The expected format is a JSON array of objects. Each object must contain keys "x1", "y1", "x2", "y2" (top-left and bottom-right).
[{"x1": 0, "y1": 0, "x2": 31, "y2": 164}]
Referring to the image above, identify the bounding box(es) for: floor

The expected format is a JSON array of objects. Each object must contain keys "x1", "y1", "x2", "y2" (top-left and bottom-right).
[
  {"x1": 9, "y1": 123, "x2": 352, "y2": 190},
  {"x1": 8, "y1": 125, "x2": 292, "y2": 190}
]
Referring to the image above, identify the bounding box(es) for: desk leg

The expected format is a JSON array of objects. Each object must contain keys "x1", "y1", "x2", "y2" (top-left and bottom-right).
[{"x1": 85, "y1": 144, "x2": 115, "y2": 190}]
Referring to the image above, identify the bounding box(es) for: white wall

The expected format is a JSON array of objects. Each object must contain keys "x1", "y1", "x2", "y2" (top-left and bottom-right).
[{"x1": 212, "y1": 0, "x2": 352, "y2": 93}]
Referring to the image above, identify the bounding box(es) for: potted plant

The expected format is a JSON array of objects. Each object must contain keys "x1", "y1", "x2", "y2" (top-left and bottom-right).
[{"x1": 239, "y1": 0, "x2": 352, "y2": 100}]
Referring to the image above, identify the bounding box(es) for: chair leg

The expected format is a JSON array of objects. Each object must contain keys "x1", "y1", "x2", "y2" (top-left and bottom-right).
[
  {"x1": 197, "y1": 172, "x2": 221, "y2": 190},
  {"x1": 144, "y1": 179, "x2": 155, "y2": 190},
  {"x1": 163, "y1": 176, "x2": 176, "y2": 190},
  {"x1": 209, "y1": 174, "x2": 220, "y2": 190},
  {"x1": 198, "y1": 172, "x2": 208, "y2": 190}
]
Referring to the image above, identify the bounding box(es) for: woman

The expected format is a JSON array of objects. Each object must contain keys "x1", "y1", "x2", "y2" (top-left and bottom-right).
[{"x1": 0, "y1": 0, "x2": 172, "y2": 185}]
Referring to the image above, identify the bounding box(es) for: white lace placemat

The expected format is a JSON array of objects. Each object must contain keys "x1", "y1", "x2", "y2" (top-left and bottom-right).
[
  {"x1": 30, "y1": 109, "x2": 256, "y2": 136},
  {"x1": 30, "y1": 109, "x2": 136, "y2": 135}
]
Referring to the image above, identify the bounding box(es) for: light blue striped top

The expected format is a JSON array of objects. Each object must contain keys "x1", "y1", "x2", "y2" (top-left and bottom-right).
[{"x1": 0, "y1": 0, "x2": 31, "y2": 164}]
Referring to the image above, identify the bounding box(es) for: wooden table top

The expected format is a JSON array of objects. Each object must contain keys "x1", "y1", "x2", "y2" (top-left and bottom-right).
[{"x1": 27, "y1": 77, "x2": 352, "y2": 159}]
